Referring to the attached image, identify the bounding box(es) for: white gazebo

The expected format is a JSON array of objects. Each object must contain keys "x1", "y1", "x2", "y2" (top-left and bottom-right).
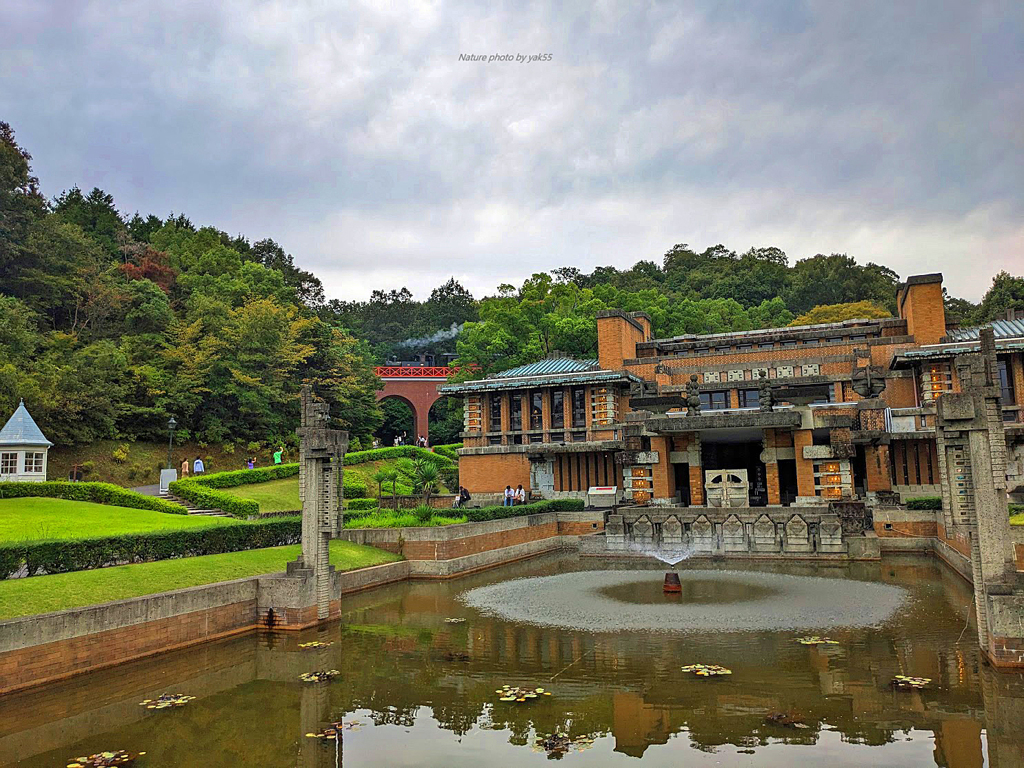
[{"x1": 0, "y1": 400, "x2": 52, "y2": 482}]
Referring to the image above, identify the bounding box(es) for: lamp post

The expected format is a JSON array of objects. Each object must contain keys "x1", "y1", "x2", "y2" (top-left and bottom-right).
[{"x1": 166, "y1": 416, "x2": 177, "y2": 470}]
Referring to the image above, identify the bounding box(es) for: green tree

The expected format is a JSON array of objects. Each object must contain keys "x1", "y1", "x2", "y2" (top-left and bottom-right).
[
  {"x1": 977, "y1": 271, "x2": 1024, "y2": 322},
  {"x1": 789, "y1": 300, "x2": 891, "y2": 326}
]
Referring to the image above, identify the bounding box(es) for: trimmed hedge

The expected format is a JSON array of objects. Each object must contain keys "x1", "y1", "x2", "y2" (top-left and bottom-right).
[
  {"x1": 186, "y1": 464, "x2": 300, "y2": 488},
  {"x1": 0, "y1": 517, "x2": 301, "y2": 579},
  {"x1": 347, "y1": 498, "x2": 380, "y2": 511},
  {"x1": 0, "y1": 481, "x2": 187, "y2": 515},
  {"x1": 431, "y1": 443, "x2": 462, "y2": 463},
  {"x1": 906, "y1": 497, "x2": 942, "y2": 510},
  {"x1": 168, "y1": 479, "x2": 260, "y2": 517},
  {"x1": 344, "y1": 445, "x2": 455, "y2": 468},
  {"x1": 464, "y1": 498, "x2": 584, "y2": 522}
]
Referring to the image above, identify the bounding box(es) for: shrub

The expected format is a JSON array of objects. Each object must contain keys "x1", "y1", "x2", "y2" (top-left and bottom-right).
[
  {"x1": 246, "y1": 441, "x2": 262, "y2": 454},
  {"x1": 112, "y1": 444, "x2": 130, "y2": 464},
  {"x1": 906, "y1": 497, "x2": 942, "y2": 510},
  {"x1": 412, "y1": 505, "x2": 433, "y2": 523},
  {"x1": 1010, "y1": 503, "x2": 1023, "y2": 516},
  {"x1": 343, "y1": 445, "x2": 455, "y2": 468},
  {"x1": 0, "y1": 481, "x2": 187, "y2": 515},
  {"x1": 347, "y1": 498, "x2": 379, "y2": 511},
  {"x1": 126, "y1": 463, "x2": 141, "y2": 480},
  {"x1": 464, "y1": 498, "x2": 584, "y2": 522},
  {"x1": 222, "y1": 442, "x2": 235, "y2": 454},
  {"x1": 79, "y1": 461, "x2": 95, "y2": 475},
  {"x1": 432, "y1": 443, "x2": 462, "y2": 463},
  {"x1": 168, "y1": 479, "x2": 259, "y2": 518},
  {"x1": 0, "y1": 517, "x2": 302, "y2": 579},
  {"x1": 438, "y1": 465, "x2": 458, "y2": 492}
]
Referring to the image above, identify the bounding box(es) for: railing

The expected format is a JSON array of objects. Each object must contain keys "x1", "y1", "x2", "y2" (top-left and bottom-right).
[{"x1": 375, "y1": 366, "x2": 455, "y2": 378}]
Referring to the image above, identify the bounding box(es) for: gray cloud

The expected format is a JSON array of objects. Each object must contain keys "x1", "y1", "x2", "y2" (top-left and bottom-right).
[{"x1": 1, "y1": 0, "x2": 1021, "y2": 301}]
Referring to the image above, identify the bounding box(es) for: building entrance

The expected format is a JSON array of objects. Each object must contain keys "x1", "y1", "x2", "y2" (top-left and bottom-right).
[{"x1": 701, "y1": 440, "x2": 767, "y2": 506}]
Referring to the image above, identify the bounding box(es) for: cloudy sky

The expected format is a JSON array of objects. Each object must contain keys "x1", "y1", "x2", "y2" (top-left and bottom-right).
[{"x1": 2, "y1": 0, "x2": 1021, "y2": 301}]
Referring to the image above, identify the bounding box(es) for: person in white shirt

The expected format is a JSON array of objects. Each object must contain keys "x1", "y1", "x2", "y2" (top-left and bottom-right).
[
  {"x1": 514, "y1": 484, "x2": 526, "y2": 505},
  {"x1": 503, "y1": 485, "x2": 514, "y2": 507}
]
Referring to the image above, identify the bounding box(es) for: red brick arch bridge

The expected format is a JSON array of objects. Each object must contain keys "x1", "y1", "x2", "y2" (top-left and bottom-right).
[{"x1": 374, "y1": 366, "x2": 460, "y2": 444}]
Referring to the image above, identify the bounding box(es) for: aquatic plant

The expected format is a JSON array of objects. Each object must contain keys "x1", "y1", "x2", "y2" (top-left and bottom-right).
[
  {"x1": 306, "y1": 720, "x2": 362, "y2": 740},
  {"x1": 444, "y1": 617, "x2": 465, "y2": 624},
  {"x1": 139, "y1": 693, "x2": 194, "y2": 709},
  {"x1": 299, "y1": 670, "x2": 340, "y2": 683},
  {"x1": 298, "y1": 641, "x2": 333, "y2": 649},
  {"x1": 681, "y1": 664, "x2": 732, "y2": 677},
  {"x1": 892, "y1": 675, "x2": 930, "y2": 689},
  {"x1": 532, "y1": 732, "x2": 596, "y2": 756},
  {"x1": 66, "y1": 750, "x2": 144, "y2": 767},
  {"x1": 794, "y1": 636, "x2": 839, "y2": 645},
  {"x1": 495, "y1": 684, "x2": 551, "y2": 702},
  {"x1": 764, "y1": 711, "x2": 810, "y2": 729}
]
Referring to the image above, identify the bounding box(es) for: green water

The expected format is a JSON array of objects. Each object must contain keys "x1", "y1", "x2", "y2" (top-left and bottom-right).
[{"x1": 2, "y1": 554, "x2": 1024, "y2": 767}]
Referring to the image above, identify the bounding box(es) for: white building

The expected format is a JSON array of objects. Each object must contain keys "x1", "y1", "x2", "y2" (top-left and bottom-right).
[{"x1": 0, "y1": 400, "x2": 52, "y2": 482}]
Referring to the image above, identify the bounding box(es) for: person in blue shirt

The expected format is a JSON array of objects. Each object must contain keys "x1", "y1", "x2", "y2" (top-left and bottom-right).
[{"x1": 193, "y1": 456, "x2": 205, "y2": 475}]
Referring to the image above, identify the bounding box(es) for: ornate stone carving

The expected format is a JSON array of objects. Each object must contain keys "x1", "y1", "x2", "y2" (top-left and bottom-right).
[
  {"x1": 632, "y1": 514, "x2": 654, "y2": 543},
  {"x1": 704, "y1": 469, "x2": 749, "y2": 507},
  {"x1": 685, "y1": 374, "x2": 702, "y2": 416},
  {"x1": 662, "y1": 514, "x2": 683, "y2": 544},
  {"x1": 722, "y1": 514, "x2": 745, "y2": 552},
  {"x1": 819, "y1": 514, "x2": 844, "y2": 553},
  {"x1": 784, "y1": 514, "x2": 812, "y2": 553},
  {"x1": 851, "y1": 362, "x2": 887, "y2": 398},
  {"x1": 757, "y1": 370, "x2": 774, "y2": 412},
  {"x1": 691, "y1": 514, "x2": 715, "y2": 551},
  {"x1": 752, "y1": 514, "x2": 777, "y2": 551}
]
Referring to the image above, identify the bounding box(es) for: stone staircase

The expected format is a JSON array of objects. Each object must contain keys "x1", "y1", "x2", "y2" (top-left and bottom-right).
[{"x1": 161, "y1": 491, "x2": 231, "y2": 518}]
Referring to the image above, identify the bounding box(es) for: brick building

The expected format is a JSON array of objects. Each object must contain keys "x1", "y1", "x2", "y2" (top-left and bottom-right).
[{"x1": 441, "y1": 273, "x2": 1024, "y2": 507}]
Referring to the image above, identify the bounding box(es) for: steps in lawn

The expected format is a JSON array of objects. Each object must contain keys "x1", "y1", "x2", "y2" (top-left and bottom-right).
[{"x1": 160, "y1": 491, "x2": 231, "y2": 517}]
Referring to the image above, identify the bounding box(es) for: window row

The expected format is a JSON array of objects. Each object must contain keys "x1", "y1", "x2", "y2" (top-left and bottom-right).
[
  {"x1": 699, "y1": 385, "x2": 835, "y2": 410},
  {"x1": 488, "y1": 388, "x2": 588, "y2": 431},
  {"x1": 0, "y1": 451, "x2": 45, "y2": 474}
]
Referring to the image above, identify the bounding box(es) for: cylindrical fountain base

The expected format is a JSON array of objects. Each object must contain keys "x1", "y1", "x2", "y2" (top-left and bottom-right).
[{"x1": 663, "y1": 572, "x2": 681, "y2": 593}]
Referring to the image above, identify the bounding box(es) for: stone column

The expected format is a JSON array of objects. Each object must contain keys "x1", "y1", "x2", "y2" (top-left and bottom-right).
[
  {"x1": 761, "y1": 429, "x2": 781, "y2": 505},
  {"x1": 793, "y1": 428, "x2": 817, "y2": 500},
  {"x1": 864, "y1": 443, "x2": 893, "y2": 492},
  {"x1": 650, "y1": 435, "x2": 674, "y2": 501}
]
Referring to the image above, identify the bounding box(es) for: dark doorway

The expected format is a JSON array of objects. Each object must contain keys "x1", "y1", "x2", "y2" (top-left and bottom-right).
[
  {"x1": 778, "y1": 459, "x2": 798, "y2": 505},
  {"x1": 852, "y1": 446, "x2": 868, "y2": 498},
  {"x1": 674, "y1": 463, "x2": 691, "y2": 506},
  {"x1": 701, "y1": 441, "x2": 767, "y2": 506}
]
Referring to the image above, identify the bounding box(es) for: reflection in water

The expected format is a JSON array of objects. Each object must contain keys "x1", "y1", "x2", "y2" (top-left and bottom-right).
[
  {"x1": 597, "y1": 577, "x2": 778, "y2": 604},
  {"x1": 2, "y1": 554, "x2": 1024, "y2": 767}
]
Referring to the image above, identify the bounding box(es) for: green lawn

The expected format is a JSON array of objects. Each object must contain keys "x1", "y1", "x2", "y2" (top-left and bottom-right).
[
  {"x1": 220, "y1": 478, "x2": 301, "y2": 513},
  {"x1": 0, "y1": 540, "x2": 402, "y2": 620},
  {"x1": 1011, "y1": 513, "x2": 1024, "y2": 526},
  {"x1": 0, "y1": 497, "x2": 238, "y2": 543}
]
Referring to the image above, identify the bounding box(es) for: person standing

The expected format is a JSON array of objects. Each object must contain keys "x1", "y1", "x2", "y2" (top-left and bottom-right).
[
  {"x1": 503, "y1": 485, "x2": 514, "y2": 507},
  {"x1": 247, "y1": 456, "x2": 255, "y2": 469},
  {"x1": 273, "y1": 446, "x2": 284, "y2": 465},
  {"x1": 193, "y1": 456, "x2": 205, "y2": 475},
  {"x1": 514, "y1": 484, "x2": 526, "y2": 505},
  {"x1": 180, "y1": 458, "x2": 189, "y2": 477}
]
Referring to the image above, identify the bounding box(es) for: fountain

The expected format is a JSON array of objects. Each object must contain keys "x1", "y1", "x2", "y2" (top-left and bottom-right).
[{"x1": 621, "y1": 540, "x2": 693, "y2": 594}]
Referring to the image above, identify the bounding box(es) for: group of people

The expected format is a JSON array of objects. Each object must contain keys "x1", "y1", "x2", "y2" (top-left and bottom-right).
[
  {"x1": 503, "y1": 484, "x2": 526, "y2": 506},
  {"x1": 178, "y1": 446, "x2": 285, "y2": 478},
  {"x1": 391, "y1": 433, "x2": 429, "y2": 448}
]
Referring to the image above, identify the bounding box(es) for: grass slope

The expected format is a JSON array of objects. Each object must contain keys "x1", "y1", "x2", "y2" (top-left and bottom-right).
[
  {"x1": 0, "y1": 497, "x2": 237, "y2": 543},
  {"x1": 0, "y1": 540, "x2": 401, "y2": 620},
  {"x1": 220, "y1": 478, "x2": 300, "y2": 513}
]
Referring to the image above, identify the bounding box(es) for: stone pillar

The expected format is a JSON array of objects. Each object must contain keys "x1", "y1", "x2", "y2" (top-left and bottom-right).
[
  {"x1": 935, "y1": 328, "x2": 1021, "y2": 666},
  {"x1": 864, "y1": 444, "x2": 893, "y2": 492},
  {"x1": 761, "y1": 430, "x2": 781, "y2": 505},
  {"x1": 288, "y1": 385, "x2": 348, "y2": 622},
  {"x1": 793, "y1": 429, "x2": 817, "y2": 499},
  {"x1": 650, "y1": 435, "x2": 674, "y2": 501}
]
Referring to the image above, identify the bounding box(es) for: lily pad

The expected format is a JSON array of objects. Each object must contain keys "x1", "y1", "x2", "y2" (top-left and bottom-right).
[
  {"x1": 65, "y1": 750, "x2": 145, "y2": 767},
  {"x1": 139, "y1": 693, "x2": 194, "y2": 710},
  {"x1": 299, "y1": 669, "x2": 340, "y2": 683},
  {"x1": 306, "y1": 720, "x2": 362, "y2": 740},
  {"x1": 794, "y1": 636, "x2": 840, "y2": 645},
  {"x1": 892, "y1": 675, "x2": 931, "y2": 690},
  {"x1": 298, "y1": 641, "x2": 334, "y2": 649},
  {"x1": 682, "y1": 663, "x2": 733, "y2": 677},
  {"x1": 495, "y1": 684, "x2": 551, "y2": 703}
]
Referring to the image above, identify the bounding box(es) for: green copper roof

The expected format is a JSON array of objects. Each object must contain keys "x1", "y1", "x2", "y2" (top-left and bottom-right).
[
  {"x1": 490, "y1": 358, "x2": 599, "y2": 378},
  {"x1": 945, "y1": 319, "x2": 1024, "y2": 342}
]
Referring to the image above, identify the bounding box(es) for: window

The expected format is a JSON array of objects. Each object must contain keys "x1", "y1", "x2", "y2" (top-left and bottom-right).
[
  {"x1": 920, "y1": 364, "x2": 953, "y2": 402},
  {"x1": 998, "y1": 359, "x2": 1015, "y2": 406},
  {"x1": 695, "y1": 348, "x2": 709, "y2": 355},
  {"x1": 826, "y1": 337, "x2": 843, "y2": 344},
  {"x1": 510, "y1": 394, "x2": 522, "y2": 431},
  {"x1": 737, "y1": 344, "x2": 753, "y2": 351},
  {"x1": 489, "y1": 395, "x2": 502, "y2": 431},
  {"x1": 758, "y1": 342, "x2": 774, "y2": 349},
  {"x1": 551, "y1": 390, "x2": 565, "y2": 429},
  {"x1": 0, "y1": 452, "x2": 16, "y2": 474},
  {"x1": 781, "y1": 340, "x2": 798, "y2": 348},
  {"x1": 700, "y1": 391, "x2": 729, "y2": 410},
  {"x1": 24, "y1": 452, "x2": 43, "y2": 473},
  {"x1": 571, "y1": 387, "x2": 587, "y2": 428},
  {"x1": 530, "y1": 391, "x2": 543, "y2": 430},
  {"x1": 737, "y1": 388, "x2": 760, "y2": 408}
]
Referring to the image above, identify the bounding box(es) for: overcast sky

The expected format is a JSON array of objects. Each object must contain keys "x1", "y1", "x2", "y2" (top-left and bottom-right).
[{"x1": 2, "y1": 1, "x2": 1021, "y2": 302}]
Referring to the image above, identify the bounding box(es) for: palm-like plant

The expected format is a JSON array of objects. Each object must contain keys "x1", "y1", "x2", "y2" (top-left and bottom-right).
[
  {"x1": 371, "y1": 468, "x2": 390, "y2": 500},
  {"x1": 384, "y1": 467, "x2": 400, "y2": 511},
  {"x1": 415, "y1": 461, "x2": 440, "y2": 508}
]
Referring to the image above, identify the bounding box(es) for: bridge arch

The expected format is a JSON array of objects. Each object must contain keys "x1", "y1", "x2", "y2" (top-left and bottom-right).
[{"x1": 375, "y1": 366, "x2": 450, "y2": 445}]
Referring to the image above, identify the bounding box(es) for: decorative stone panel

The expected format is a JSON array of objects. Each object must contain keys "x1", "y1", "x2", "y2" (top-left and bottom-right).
[
  {"x1": 819, "y1": 514, "x2": 845, "y2": 553},
  {"x1": 722, "y1": 514, "x2": 746, "y2": 552},
  {"x1": 802, "y1": 445, "x2": 835, "y2": 459},
  {"x1": 727, "y1": 369, "x2": 744, "y2": 382},
  {"x1": 662, "y1": 515, "x2": 683, "y2": 545},
  {"x1": 752, "y1": 514, "x2": 778, "y2": 552},
  {"x1": 801, "y1": 364, "x2": 820, "y2": 376},
  {"x1": 632, "y1": 514, "x2": 654, "y2": 544},
  {"x1": 776, "y1": 365, "x2": 794, "y2": 378},
  {"x1": 703, "y1": 371, "x2": 721, "y2": 384},
  {"x1": 784, "y1": 514, "x2": 813, "y2": 553},
  {"x1": 752, "y1": 367, "x2": 769, "y2": 381},
  {"x1": 691, "y1": 514, "x2": 715, "y2": 552}
]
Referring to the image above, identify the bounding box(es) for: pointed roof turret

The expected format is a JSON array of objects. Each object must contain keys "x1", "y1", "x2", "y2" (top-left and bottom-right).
[{"x1": 0, "y1": 400, "x2": 53, "y2": 447}]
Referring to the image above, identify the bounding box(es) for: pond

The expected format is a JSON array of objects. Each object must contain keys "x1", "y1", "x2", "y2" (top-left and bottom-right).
[{"x1": 2, "y1": 553, "x2": 1024, "y2": 767}]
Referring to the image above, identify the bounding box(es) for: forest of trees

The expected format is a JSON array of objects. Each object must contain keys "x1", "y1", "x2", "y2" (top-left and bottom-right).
[{"x1": 2, "y1": 121, "x2": 1022, "y2": 448}]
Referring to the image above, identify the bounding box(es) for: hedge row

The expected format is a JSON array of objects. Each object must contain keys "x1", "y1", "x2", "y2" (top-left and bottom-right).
[
  {"x1": 167, "y1": 479, "x2": 260, "y2": 517},
  {"x1": 344, "y1": 445, "x2": 455, "y2": 468},
  {"x1": 431, "y1": 443, "x2": 462, "y2": 463},
  {"x1": 186, "y1": 464, "x2": 300, "y2": 488},
  {"x1": 347, "y1": 498, "x2": 379, "y2": 511},
  {"x1": 0, "y1": 481, "x2": 187, "y2": 515},
  {"x1": 0, "y1": 518, "x2": 301, "y2": 579},
  {"x1": 464, "y1": 498, "x2": 584, "y2": 522},
  {"x1": 905, "y1": 497, "x2": 942, "y2": 510}
]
